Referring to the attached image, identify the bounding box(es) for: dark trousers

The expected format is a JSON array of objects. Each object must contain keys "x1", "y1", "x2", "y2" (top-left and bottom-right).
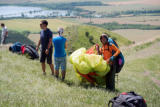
[{"x1": 106, "y1": 60, "x2": 116, "y2": 91}]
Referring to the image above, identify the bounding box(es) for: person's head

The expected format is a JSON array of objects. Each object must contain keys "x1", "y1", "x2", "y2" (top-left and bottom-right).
[
  {"x1": 58, "y1": 27, "x2": 64, "y2": 36},
  {"x1": 1, "y1": 23, "x2": 5, "y2": 28},
  {"x1": 9, "y1": 46, "x2": 12, "y2": 52},
  {"x1": 100, "y1": 34, "x2": 109, "y2": 45},
  {"x1": 40, "y1": 20, "x2": 48, "y2": 30}
]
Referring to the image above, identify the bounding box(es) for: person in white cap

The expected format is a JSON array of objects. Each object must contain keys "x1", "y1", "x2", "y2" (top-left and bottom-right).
[{"x1": 52, "y1": 28, "x2": 67, "y2": 81}]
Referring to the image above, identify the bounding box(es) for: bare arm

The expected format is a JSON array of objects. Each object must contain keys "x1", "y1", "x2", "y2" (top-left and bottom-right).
[
  {"x1": 36, "y1": 39, "x2": 40, "y2": 51},
  {"x1": 47, "y1": 38, "x2": 52, "y2": 50},
  {"x1": 65, "y1": 41, "x2": 67, "y2": 49}
]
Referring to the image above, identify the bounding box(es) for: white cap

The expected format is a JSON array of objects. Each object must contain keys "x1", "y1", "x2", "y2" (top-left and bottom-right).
[{"x1": 58, "y1": 27, "x2": 64, "y2": 35}]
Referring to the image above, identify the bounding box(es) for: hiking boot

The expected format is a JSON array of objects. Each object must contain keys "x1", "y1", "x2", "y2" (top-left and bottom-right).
[
  {"x1": 51, "y1": 72, "x2": 54, "y2": 76},
  {"x1": 61, "y1": 77, "x2": 65, "y2": 81},
  {"x1": 55, "y1": 75, "x2": 59, "y2": 79},
  {"x1": 43, "y1": 72, "x2": 46, "y2": 75}
]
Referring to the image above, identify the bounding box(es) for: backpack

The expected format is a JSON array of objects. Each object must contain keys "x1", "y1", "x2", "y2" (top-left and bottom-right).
[
  {"x1": 108, "y1": 92, "x2": 147, "y2": 107},
  {"x1": 108, "y1": 38, "x2": 125, "y2": 73},
  {"x1": 10, "y1": 42, "x2": 23, "y2": 53},
  {"x1": 24, "y1": 45, "x2": 39, "y2": 59}
]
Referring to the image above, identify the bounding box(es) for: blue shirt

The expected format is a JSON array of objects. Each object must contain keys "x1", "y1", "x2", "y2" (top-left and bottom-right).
[
  {"x1": 40, "y1": 28, "x2": 53, "y2": 51},
  {"x1": 52, "y1": 36, "x2": 67, "y2": 57}
]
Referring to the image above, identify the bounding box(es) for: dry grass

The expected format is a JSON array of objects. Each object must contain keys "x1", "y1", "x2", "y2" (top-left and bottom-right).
[{"x1": 0, "y1": 19, "x2": 76, "y2": 33}]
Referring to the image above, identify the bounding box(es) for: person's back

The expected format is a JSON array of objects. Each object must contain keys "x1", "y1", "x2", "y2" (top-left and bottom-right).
[
  {"x1": 53, "y1": 36, "x2": 66, "y2": 57},
  {"x1": 52, "y1": 28, "x2": 67, "y2": 81}
]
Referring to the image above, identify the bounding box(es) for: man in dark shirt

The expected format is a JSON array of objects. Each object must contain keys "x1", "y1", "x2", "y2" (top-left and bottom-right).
[{"x1": 36, "y1": 20, "x2": 54, "y2": 75}]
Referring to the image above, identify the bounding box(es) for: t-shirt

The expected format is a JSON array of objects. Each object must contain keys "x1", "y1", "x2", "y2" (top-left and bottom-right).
[
  {"x1": 1, "y1": 26, "x2": 8, "y2": 37},
  {"x1": 40, "y1": 28, "x2": 53, "y2": 51},
  {"x1": 100, "y1": 43, "x2": 120, "y2": 61},
  {"x1": 52, "y1": 36, "x2": 67, "y2": 57}
]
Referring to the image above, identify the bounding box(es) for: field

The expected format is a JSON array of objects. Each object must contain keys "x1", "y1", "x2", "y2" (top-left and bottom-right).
[
  {"x1": 112, "y1": 29, "x2": 160, "y2": 43},
  {"x1": 77, "y1": 4, "x2": 160, "y2": 14},
  {"x1": 0, "y1": 34, "x2": 160, "y2": 107},
  {"x1": 0, "y1": 19, "x2": 76, "y2": 33},
  {"x1": 76, "y1": 16, "x2": 160, "y2": 25}
]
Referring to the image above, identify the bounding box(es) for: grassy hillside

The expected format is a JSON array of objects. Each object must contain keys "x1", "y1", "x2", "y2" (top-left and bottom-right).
[
  {"x1": 0, "y1": 46, "x2": 160, "y2": 106},
  {"x1": 64, "y1": 25, "x2": 132, "y2": 54},
  {"x1": 0, "y1": 19, "x2": 76, "y2": 33}
]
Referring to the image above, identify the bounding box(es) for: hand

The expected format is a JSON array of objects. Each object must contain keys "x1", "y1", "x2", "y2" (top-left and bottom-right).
[
  {"x1": 109, "y1": 56, "x2": 115, "y2": 62},
  {"x1": 36, "y1": 46, "x2": 39, "y2": 51},
  {"x1": 106, "y1": 59, "x2": 110, "y2": 64},
  {"x1": 95, "y1": 44, "x2": 99, "y2": 50},
  {"x1": 45, "y1": 49, "x2": 49, "y2": 55}
]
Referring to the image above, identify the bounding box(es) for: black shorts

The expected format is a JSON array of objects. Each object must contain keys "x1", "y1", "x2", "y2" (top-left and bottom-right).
[{"x1": 40, "y1": 48, "x2": 53, "y2": 64}]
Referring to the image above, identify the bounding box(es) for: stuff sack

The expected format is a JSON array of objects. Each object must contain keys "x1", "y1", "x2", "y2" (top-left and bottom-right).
[{"x1": 24, "y1": 45, "x2": 39, "y2": 59}]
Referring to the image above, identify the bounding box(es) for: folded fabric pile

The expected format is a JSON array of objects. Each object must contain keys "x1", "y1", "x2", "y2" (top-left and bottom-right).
[{"x1": 70, "y1": 47, "x2": 110, "y2": 85}]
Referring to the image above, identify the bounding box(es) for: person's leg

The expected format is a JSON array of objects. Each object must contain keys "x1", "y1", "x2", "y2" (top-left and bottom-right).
[
  {"x1": 41, "y1": 62, "x2": 46, "y2": 75},
  {"x1": 49, "y1": 64, "x2": 54, "y2": 75},
  {"x1": 54, "y1": 57, "x2": 60, "y2": 78},
  {"x1": 3, "y1": 36, "x2": 6, "y2": 44},
  {"x1": 106, "y1": 60, "x2": 116, "y2": 91},
  {"x1": 61, "y1": 57, "x2": 67, "y2": 81},
  {"x1": 47, "y1": 48, "x2": 54, "y2": 75},
  {"x1": 40, "y1": 51, "x2": 46, "y2": 75},
  {"x1": 1, "y1": 35, "x2": 4, "y2": 45}
]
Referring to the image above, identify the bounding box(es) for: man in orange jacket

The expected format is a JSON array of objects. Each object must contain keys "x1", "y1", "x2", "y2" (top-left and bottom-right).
[{"x1": 97, "y1": 34, "x2": 121, "y2": 90}]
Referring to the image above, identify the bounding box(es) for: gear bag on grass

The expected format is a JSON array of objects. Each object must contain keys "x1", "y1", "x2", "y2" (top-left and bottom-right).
[
  {"x1": 108, "y1": 91, "x2": 147, "y2": 107},
  {"x1": 23, "y1": 45, "x2": 39, "y2": 59}
]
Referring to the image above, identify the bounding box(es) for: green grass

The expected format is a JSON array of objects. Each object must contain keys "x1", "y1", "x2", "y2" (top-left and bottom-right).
[
  {"x1": 64, "y1": 25, "x2": 132, "y2": 54},
  {"x1": 0, "y1": 47, "x2": 160, "y2": 106},
  {"x1": 89, "y1": 22, "x2": 160, "y2": 30}
]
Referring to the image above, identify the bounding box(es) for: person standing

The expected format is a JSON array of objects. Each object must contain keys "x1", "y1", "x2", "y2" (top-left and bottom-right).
[
  {"x1": 52, "y1": 28, "x2": 67, "y2": 81},
  {"x1": 1, "y1": 23, "x2": 8, "y2": 45},
  {"x1": 97, "y1": 34, "x2": 121, "y2": 91},
  {"x1": 36, "y1": 20, "x2": 54, "y2": 75}
]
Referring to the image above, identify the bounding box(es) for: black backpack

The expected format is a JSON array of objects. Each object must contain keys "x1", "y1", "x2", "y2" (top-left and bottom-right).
[
  {"x1": 108, "y1": 92, "x2": 147, "y2": 107},
  {"x1": 24, "y1": 45, "x2": 39, "y2": 60}
]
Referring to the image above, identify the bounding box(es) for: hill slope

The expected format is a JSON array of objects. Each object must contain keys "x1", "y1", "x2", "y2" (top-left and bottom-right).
[
  {"x1": 0, "y1": 46, "x2": 160, "y2": 106},
  {"x1": 64, "y1": 25, "x2": 132, "y2": 54}
]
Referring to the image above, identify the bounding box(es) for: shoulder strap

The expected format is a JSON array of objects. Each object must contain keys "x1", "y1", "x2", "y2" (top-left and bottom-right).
[{"x1": 113, "y1": 39, "x2": 119, "y2": 48}]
